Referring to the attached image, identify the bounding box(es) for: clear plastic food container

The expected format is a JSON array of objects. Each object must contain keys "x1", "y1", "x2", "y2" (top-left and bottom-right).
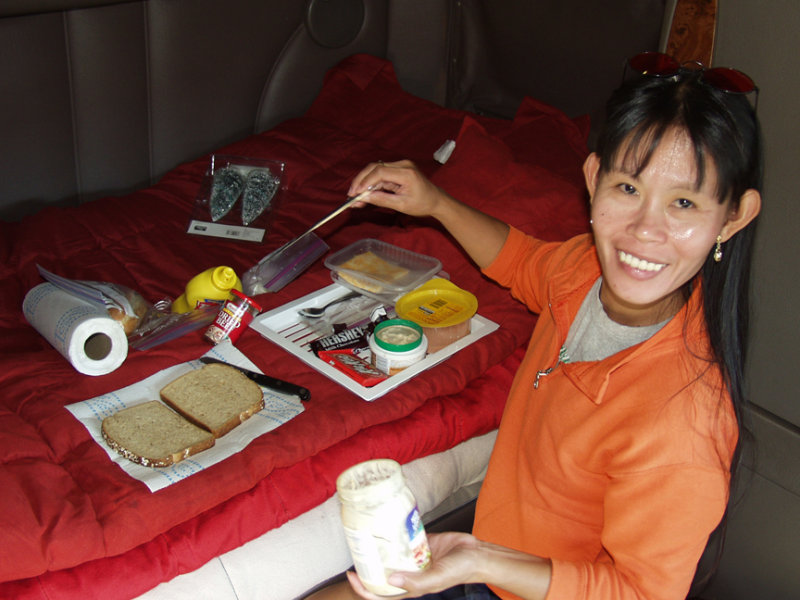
[{"x1": 325, "y1": 239, "x2": 442, "y2": 302}]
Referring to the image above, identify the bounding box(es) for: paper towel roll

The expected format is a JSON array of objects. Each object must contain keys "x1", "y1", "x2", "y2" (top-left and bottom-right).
[{"x1": 23, "y1": 283, "x2": 129, "y2": 376}]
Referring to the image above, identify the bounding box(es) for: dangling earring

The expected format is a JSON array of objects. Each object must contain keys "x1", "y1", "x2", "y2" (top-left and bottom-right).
[{"x1": 713, "y1": 235, "x2": 723, "y2": 262}]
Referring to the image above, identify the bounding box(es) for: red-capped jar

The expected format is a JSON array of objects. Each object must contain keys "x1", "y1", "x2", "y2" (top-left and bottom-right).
[{"x1": 205, "y1": 289, "x2": 262, "y2": 344}]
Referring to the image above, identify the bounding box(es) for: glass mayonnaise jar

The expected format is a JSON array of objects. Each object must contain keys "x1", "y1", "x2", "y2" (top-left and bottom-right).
[{"x1": 336, "y1": 459, "x2": 432, "y2": 595}]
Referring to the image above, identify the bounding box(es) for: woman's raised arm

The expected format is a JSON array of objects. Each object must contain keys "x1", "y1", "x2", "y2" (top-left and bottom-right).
[{"x1": 349, "y1": 160, "x2": 510, "y2": 269}]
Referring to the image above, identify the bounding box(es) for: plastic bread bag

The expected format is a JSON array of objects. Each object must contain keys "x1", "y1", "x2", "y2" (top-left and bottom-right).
[
  {"x1": 35, "y1": 265, "x2": 221, "y2": 352},
  {"x1": 36, "y1": 265, "x2": 149, "y2": 335},
  {"x1": 128, "y1": 300, "x2": 219, "y2": 351}
]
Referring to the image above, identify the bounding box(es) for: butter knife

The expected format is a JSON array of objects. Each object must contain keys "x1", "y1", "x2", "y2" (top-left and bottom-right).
[
  {"x1": 299, "y1": 187, "x2": 373, "y2": 238},
  {"x1": 199, "y1": 357, "x2": 311, "y2": 401}
]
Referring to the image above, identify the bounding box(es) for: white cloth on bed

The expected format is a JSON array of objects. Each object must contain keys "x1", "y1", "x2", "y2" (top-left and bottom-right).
[{"x1": 66, "y1": 341, "x2": 305, "y2": 492}]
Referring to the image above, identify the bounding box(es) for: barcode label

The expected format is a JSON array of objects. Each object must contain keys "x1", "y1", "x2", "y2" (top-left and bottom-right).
[{"x1": 187, "y1": 219, "x2": 265, "y2": 242}]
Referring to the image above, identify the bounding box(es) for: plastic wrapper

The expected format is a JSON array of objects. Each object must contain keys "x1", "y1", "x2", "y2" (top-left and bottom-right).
[
  {"x1": 36, "y1": 265, "x2": 149, "y2": 335},
  {"x1": 26, "y1": 266, "x2": 153, "y2": 374},
  {"x1": 309, "y1": 304, "x2": 389, "y2": 356},
  {"x1": 128, "y1": 300, "x2": 218, "y2": 351},
  {"x1": 318, "y1": 350, "x2": 388, "y2": 387},
  {"x1": 188, "y1": 154, "x2": 284, "y2": 243},
  {"x1": 35, "y1": 265, "x2": 217, "y2": 352},
  {"x1": 242, "y1": 231, "x2": 329, "y2": 296}
]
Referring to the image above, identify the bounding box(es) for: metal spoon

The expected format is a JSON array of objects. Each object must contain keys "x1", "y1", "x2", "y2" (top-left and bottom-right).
[{"x1": 297, "y1": 291, "x2": 361, "y2": 318}]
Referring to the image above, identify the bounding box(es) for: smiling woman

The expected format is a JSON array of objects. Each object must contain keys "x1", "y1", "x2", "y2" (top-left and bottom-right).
[
  {"x1": 584, "y1": 126, "x2": 760, "y2": 326},
  {"x1": 313, "y1": 56, "x2": 764, "y2": 600}
]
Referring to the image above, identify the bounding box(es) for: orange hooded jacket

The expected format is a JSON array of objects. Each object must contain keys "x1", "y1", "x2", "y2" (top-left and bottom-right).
[{"x1": 474, "y1": 227, "x2": 737, "y2": 600}]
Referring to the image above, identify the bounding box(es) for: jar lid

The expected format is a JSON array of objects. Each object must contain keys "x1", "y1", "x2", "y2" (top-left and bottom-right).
[
  {"x1": 231, "y1": 288, "x2": 262, "y2": 312},
  {"x1": 372, "y1": 319, "x2": 423, "y2": 352},
  {"x1": 395, "y1": 278, "x2": 477, "y2": 328}
]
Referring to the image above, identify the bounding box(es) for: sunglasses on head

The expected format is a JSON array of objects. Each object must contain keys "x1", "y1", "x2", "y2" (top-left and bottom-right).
[{"x1": 626, "y1": 51, "x2": 759, "y2": 110}]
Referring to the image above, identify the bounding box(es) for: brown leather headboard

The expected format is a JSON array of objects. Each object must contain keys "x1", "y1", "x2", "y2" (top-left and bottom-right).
[
  {"x1": 448, "y1": 0, "x2": 667, "y2": 126},
  {"x1": 0, "y1": 0, "x2": 668, "y2": 220}
]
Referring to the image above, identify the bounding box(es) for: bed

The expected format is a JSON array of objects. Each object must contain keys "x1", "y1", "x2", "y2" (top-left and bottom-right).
[{"x1": 0, "y1": 54, "x2": 590, "y2": 599}]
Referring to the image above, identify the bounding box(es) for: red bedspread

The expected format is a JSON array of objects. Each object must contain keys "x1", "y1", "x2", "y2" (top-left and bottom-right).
[{"x1": 0, "y1": 55, "x2": 590, "y2": 599}]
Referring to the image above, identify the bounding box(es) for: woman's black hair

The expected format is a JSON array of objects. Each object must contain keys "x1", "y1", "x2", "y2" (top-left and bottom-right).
[{"x1": 594, "y1": 71, "x2": 763, "y2": 591}]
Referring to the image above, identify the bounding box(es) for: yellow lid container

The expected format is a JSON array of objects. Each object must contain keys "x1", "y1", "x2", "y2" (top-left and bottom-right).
[
  {"x1": 394, "y1": 278, "x2": 477, "y2": 353},
  {"x1": 171, "y1": 266, "x2": 243, "y2": 313}
]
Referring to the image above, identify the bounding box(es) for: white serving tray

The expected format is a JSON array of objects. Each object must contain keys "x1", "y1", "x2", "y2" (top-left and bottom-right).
[{"x1": 250, "y1": 283, "x2": 499, "y2": 401}]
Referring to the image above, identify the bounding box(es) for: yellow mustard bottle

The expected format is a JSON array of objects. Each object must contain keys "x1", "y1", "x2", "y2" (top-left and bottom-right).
[{"x1": 171, "y1": 266, "x2": 243, "y2": 313}]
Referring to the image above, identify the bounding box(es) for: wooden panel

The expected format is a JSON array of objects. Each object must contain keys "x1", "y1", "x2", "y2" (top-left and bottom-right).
[{"x1": 667, "y1": 0, "x2": 718, "y2": 65}]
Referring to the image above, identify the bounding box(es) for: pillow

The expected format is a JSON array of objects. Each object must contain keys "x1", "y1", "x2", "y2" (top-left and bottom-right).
[
  {"x1": 306, "y1": 55, "x2": 533, "y2": 167},
  {"x1": 430, "y1": 116, "x2": 591, "y2": 242},
  {"x1": 513, "y1": 95, "x2": 590, "y2": 154},
  {"x1": 499, "y1": 95, "x2": 590, "y2": 182},
  {"x1": 305, "y1": 54, "x2": 468, "y2": 163},
  {"x1": 307, "y1": 55, "x2": 592, "y2": 182}
]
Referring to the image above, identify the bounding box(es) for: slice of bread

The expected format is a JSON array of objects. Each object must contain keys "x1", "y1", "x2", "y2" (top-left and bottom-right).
[
  {"x1": 102, "y1": 400, "x2": 215, "y2": 467},
  {"x1": 159, "y1": 363, "x2": 264, "y2": 438},
  {"x1": 338, "y1": 250, "x2": 410, "y2": 293}
]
